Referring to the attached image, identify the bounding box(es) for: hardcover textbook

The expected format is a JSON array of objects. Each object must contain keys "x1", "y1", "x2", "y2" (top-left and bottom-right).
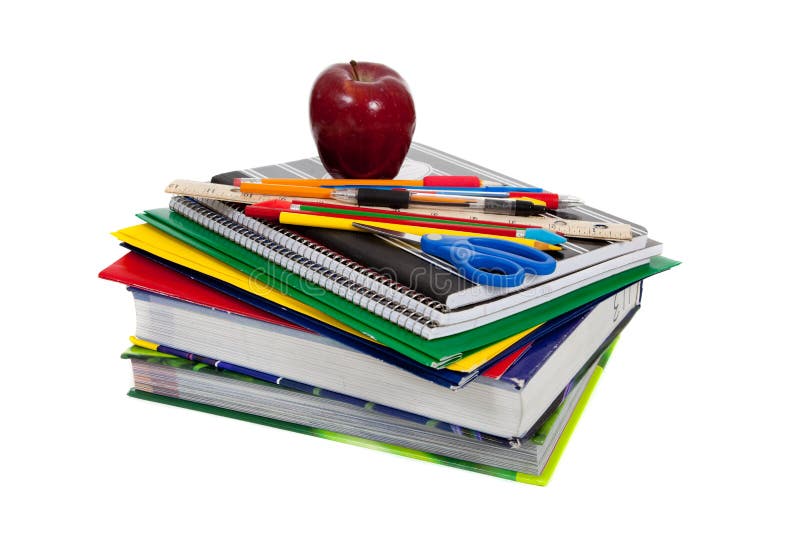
[{"x1": 124, "y1": 337, "x2": 620, "y2": 485}]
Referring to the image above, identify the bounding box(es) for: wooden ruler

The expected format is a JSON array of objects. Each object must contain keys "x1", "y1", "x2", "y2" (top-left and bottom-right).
[{"x1": 165, "y1": 180, "x2": 633, "y2": 241}]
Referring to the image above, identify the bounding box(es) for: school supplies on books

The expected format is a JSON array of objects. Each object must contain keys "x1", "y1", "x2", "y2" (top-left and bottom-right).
[
  {"x1": 102, "y1": 142, "x2": 679, "y2": 485},
  {"x1": 166, "y1": 179, "x2": 633, "y2": 241},
  {"x1": 209, "y1": 142, "x2": 642, "y2": 235},
  {"x1": 144, "y1": 196, "x2": 671, "y2": 342}
]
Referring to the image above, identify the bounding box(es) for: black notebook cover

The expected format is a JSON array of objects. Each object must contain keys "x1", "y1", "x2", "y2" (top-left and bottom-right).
[{"x1": 290, "y1": 226, "x2": 474, "y2": 304}]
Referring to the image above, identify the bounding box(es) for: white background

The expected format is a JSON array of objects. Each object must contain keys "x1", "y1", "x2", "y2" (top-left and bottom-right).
[{"x1": 2, "y1": 1, "x2": 799, "y2": 532}]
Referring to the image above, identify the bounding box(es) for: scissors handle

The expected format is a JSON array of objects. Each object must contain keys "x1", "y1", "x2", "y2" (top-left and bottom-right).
[{"x1": 420, "y1": 234, "x2": 557, "y2": 288}]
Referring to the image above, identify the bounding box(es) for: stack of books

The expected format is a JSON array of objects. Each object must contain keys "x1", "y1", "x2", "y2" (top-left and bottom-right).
[{"x1": 100, "y1": 143, "x2": 678, "y2": 485}]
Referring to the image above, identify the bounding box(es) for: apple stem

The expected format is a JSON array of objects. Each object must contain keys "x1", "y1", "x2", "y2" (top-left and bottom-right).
[{"x1": 349, "y1": 60, "x2": 360, "y2": 81}]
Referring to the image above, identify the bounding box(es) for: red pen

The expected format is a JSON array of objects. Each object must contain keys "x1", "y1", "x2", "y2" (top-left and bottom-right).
[{"x1": 506, "y1": 192, "x2": 582, "y2": 210}]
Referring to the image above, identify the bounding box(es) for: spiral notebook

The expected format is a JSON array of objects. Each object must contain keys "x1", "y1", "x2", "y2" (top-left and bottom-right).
[
  {"x1": 159, "y1": 195, "x2": 664, "y2": 341},
  {"x1": 204, "y1": 142, "x2": 656, "y2": 312},
  {"x1": 169, "y1": 196, "x2": 448, "y2": 327},
  {"x1": 137, "y1": 201, "x2": 675, "y2": 365}
]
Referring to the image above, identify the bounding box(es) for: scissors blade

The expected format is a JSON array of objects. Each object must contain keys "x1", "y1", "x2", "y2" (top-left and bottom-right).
[
  {"x1": 352, "y1": 222, "x2": 423, "y2": 244},
  {"x1": 371, "y1": 234, "x2": 470, "y2": 281}
]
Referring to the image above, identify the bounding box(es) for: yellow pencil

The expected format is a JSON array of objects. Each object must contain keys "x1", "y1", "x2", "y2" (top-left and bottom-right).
[{"x1": 272, "y1": 211, "x2": 561, "y2": 251}]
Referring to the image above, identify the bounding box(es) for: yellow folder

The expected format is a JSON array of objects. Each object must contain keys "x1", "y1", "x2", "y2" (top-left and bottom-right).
[{"x1": 112, "y1": 223, "x2": 541, "y2": 373}]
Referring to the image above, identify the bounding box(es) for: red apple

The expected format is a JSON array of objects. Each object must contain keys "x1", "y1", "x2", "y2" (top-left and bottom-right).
[{"x1": 310, "y1": 60, "x2": 416, "y2": 179}]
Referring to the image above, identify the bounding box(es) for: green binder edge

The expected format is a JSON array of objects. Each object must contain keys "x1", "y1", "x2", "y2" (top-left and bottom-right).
[
  {"x1": 137, "y1": 207, "x2": 679, "y2": 362},
  {"x1": 126, "y1": 336, "x2": 619, "y2": 486},
  {"x1": 136, "y1": 209, "x2": 444, "y2": 367}
]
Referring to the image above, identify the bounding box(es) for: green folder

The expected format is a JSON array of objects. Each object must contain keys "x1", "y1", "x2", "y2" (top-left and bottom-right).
[{"x1": 137, "y1": 207, "x2": 679, "y2": 365}]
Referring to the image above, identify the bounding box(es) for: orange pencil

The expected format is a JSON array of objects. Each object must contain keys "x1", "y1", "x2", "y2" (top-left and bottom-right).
[{"x1": 238, "y1": 182, "x2": 334, "y2": 199}]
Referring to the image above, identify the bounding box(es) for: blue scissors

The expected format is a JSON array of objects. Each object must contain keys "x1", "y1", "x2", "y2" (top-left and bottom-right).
[{"x1": 352, "y1": 223, "x2": 557, "y2": 288}]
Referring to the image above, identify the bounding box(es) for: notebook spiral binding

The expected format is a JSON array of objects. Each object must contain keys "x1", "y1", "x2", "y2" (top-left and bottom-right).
[
  {"x1": 217, "y1": 200, "x2": 447, "y2": 313},
  {"x1": 169, "y1": 196, "x2": 443, "y2": 335},
  {"x1": 198, "y1": 197, "x2": 447, "y2": 316}
]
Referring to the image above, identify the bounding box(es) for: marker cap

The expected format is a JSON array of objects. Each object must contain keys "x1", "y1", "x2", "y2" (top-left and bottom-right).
[
  {"x1": 524, "y1": 228, "x2": 567, "y2": 245},
  {"x1": 243, "y1": 205, "x2": 284, "y2": 221}
]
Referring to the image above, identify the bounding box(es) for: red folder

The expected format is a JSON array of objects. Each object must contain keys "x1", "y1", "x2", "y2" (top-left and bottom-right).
[{"x1": 99, "y1": 252, "x2": 309, "y2": 332}]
